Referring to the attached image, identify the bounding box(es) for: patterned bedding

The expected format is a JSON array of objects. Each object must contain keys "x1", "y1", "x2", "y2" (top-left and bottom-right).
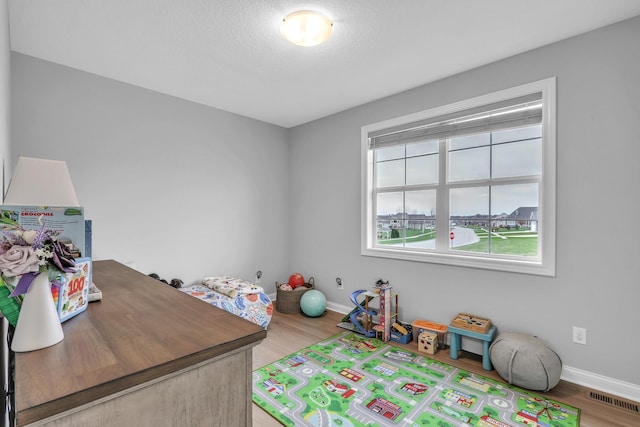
[{"x1": 178, "y1": 276, "x2": 273, "y2": 328}]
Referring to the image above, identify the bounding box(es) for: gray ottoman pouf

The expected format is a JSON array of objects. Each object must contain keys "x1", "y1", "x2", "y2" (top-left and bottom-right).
[{"x1": 489, "y1": 332, "x2": 562, "y2": 392}]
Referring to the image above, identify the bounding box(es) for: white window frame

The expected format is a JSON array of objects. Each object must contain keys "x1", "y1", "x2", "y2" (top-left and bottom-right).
[{"x1": 361, "y1": 78, "x2": 556, "y2": 276}]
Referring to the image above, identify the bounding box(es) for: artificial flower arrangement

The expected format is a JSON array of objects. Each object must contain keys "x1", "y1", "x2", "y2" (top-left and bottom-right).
[{"x1": 0, "y1": 217, "x2": 76, "y2": 325}]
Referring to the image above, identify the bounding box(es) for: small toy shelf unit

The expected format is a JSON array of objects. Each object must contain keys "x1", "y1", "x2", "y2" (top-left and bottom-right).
[
  {"x1": 366, "y1": 290, "x2": 398, "y2": 341},
  {"x1": 346, "y1": 282, "x2": 398, "y2": 342}
]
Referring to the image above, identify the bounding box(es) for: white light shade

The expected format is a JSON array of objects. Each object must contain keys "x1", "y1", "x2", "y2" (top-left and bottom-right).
[
  {"x1": 3, "y1": 156, "x2": 79, "y2": 206},
  {"x1": 281, "y1": 10, "x2": 333, "y2": 47}
]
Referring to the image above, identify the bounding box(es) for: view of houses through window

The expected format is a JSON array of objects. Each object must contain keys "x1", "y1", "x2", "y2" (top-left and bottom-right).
[
  {"x1": 376, "y1": 205, "x2": 538, "y2": 256},
  {"x1": 375, "y1": 124, "x2": 541, "y2": 257},
  {"x1": 363, "y1": 78, "x2": 556, "y2": 275}
]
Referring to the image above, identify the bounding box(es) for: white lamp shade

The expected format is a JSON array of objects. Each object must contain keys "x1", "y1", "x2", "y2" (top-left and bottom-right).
[{"x1": 3, "y1": 157, "x2": 79, "y2": 206}]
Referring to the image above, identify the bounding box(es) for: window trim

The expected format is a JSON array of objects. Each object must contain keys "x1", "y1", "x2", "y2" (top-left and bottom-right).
[{"x1": 361, "y1": 78, "x2": 556, "y2": 276}]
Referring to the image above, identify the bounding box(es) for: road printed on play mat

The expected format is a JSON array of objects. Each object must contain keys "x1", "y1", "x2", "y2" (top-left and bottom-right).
[{"x1": 252, "y1": 331, "x2": 580, "y2": 427}]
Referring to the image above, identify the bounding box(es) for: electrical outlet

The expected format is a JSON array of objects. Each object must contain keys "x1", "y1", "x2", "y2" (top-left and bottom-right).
[
  {"x1": 572, "y1": 326, "x2": 586, "y2": 345},
  {"x1": 336, "y1": 277, "x2": 344, "y2": 290}
]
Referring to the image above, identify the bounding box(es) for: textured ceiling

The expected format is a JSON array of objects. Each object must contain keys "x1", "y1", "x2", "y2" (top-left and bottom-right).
[{"x1": 7, "y1": 0, "x2": 640, "y2": 128}]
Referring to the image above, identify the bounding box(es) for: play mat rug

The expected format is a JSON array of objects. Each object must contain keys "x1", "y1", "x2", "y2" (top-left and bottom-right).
[{"x1": 252, "y1": 331, "x2": 580, "y2": 427}]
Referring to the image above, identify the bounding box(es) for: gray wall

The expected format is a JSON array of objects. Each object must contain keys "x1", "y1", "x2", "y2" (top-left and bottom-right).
[
  {"x1": 288, "y1": 16, "x2": 640, "y2": 386},
  {"x1": 10, "y1": 53, "x2": 291, "y2": 288}
]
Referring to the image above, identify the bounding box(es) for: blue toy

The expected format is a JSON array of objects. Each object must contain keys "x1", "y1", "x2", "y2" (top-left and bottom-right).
[
  {"x1": 347, "y1": 289, "x2": 378, "y2": 337},
  {"x1": 300, "y1": 290, "x2": 327, "y2": 317}
]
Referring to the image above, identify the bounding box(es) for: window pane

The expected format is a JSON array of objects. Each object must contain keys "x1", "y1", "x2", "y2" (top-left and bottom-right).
[
  {"x1": 405, "y1": 190, "x2": 436, "y2": 215},
  {"x1": 450, "y1": 186, "x2": 488, "y2": 217},
  {"x1": 491, "y1": 183, "x2": 539, "y2": 256},
  {"x1": 448, "y1": 146, "x2": 490, "y2": 182},
  {"x1": 450, "y1": 187, "x2": 488, "y2": 253},
  {"x1": 449, "y1": 133, "x2": 490, "y2": 150},
  {"x1": 376, "y1": 192, "x2": 403, "y2": 245},
  {"x1": 404, "y1": 190, "x2": 436, "y2": 248},
  {"x1": 406, "y1": 154, "x2": 438, "y2": 185},
  {"x1": 492, "y1": 125, "x2": 542, "y2": 144},
  {"x1": 492, "y1": 139, "x2": 542, "y2": 178},
  {"x1": 488, "y1": 221, "x2": 539, "y2": 257},
  {"x1": 376, "y1": 220, "x2": 397, "y2": 243},
  {"x1": 375, "y1": 145, "x2": 405, "y2": 162},
  {"x1": 406, "y1": 140, "x2": 438, "y2": 157},
  {"x1": 376, "y1": 192, "x2": 403, "y2": 216},
  {"x1": 491, "y1": 183, "x2": 538, "y2": 215},
  {"x1": 376, "y1": 159, "x2": 404, "y2": 188}
]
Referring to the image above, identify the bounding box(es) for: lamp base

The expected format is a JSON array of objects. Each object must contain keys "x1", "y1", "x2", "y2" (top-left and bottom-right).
[{"x1": 11, "y1": 273, "x2": 64, "y2": 352}]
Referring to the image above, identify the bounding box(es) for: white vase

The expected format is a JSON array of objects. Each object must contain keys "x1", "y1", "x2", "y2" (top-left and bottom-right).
[{"x1": 11, "y1": 272, "x2": 64, "y2": 352}]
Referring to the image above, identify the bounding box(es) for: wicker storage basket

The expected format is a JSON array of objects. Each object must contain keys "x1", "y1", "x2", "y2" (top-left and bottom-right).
[{"x1": 276, "y1": 277, "x2": 314, "y2": 313}]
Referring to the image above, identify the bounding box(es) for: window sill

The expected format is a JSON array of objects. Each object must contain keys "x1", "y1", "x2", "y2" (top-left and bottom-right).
[{"x1": 361, "y1": 246, "x2": 555, "y2": 277}]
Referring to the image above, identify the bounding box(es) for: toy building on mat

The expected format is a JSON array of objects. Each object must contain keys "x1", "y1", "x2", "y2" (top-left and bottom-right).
[{"x1": 337, "y1": 280, "x2": 398, "y2": 342}]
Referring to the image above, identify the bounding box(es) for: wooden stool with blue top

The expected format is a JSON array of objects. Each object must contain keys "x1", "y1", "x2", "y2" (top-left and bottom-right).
[{"x1": 448, "y1": 313, "x2": 496, "y2": 371}]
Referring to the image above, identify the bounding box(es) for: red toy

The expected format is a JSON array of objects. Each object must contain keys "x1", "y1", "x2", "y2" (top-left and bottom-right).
[{"x1": 288, "y1": 273, "x2": 305, "y2": 289}]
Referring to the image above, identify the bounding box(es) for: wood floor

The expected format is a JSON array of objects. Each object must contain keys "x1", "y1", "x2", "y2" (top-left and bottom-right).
[{"x1": 252, "y1": 309, "x2": 639, "y2": 427}]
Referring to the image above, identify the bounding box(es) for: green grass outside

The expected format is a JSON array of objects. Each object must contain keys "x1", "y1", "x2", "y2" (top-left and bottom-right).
[
  {"x1": 455, "y1": 227, "x2": 538, "y2": 256},
  {"x1": 378, "y1": 229, "x2": 436, "y2": 245},
  {"x1": 472, "y1": 226, "x2": 537, "y2": 237},
  {"x1": 379, "y1": 226, "x2": 538, "y2": 256},
  {"x1": 455, "y1": 237, "x2": 538, "y2": 256}
]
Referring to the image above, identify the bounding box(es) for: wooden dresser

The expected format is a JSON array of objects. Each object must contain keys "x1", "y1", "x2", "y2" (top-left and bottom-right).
[{"x1": 13, "y1": 260, "x2": 266, "y2": 426}]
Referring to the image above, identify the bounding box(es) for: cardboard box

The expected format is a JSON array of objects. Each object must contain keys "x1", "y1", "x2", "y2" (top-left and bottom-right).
[
  {"x1": 413, "y1": 319, "x2": 448, "y2": 350},
  {"x1": 52, "y1": 257, "x2": 91, "y2": 322},
  {"x1": 0, "y1": 205, "x2": 86, "y2": 258},
  {"x1": 418, "y1": 331, "x2": 438, "y2": 355}
]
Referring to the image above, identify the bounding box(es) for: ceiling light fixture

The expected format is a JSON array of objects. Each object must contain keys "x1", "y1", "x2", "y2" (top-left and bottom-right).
[{"x1": 280, "y1": 10, "x2": 333, "y2": 47}]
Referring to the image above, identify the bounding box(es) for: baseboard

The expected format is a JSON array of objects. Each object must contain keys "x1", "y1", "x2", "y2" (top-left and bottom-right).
[
  {"x1": 272, "y1": 298, "x2": 639, "y2": 403},
  {"x1": 561, "y1": 365, "x2": 640, "y2": 402},
  {"x1": 326, "y1": 300, "x2": 351, "y2": 315}
]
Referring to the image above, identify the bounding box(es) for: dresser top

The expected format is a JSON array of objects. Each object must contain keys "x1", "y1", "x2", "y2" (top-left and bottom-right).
[{"x1": 14, "y1": 259, "x2": 267, "y2": 425}]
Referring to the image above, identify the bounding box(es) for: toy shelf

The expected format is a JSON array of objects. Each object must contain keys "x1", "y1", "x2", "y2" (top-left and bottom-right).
[{"x1": 364, "y1": 291, "x2": 398, "y2": 341}]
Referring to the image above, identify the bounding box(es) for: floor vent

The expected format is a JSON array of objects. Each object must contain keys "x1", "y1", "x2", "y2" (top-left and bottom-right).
[{"x1": 587, "y1": 391, "x2": 640, "y2": 414}]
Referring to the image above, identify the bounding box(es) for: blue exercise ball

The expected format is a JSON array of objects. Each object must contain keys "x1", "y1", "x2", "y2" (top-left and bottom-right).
[{"x1": 300, "y1": 290, "x2": 326, "y2": 317}]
